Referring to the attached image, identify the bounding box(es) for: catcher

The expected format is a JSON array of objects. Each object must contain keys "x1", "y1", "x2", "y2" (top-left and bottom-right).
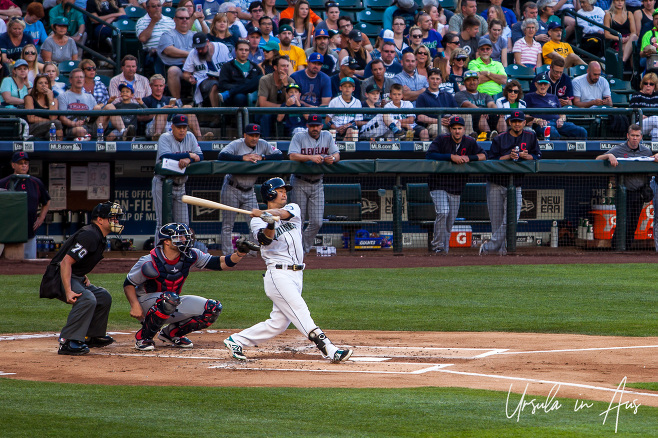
[{"x1": 123, "y1": 222, "x2": 258, "y2": 351}]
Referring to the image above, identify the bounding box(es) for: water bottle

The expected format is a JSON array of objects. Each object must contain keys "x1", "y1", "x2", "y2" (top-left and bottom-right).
[
  {"x1": 49, "y1": 122, "x2": 56, "y2": 141},
  {"x1": 97, "y1": 122, "x2": 104, "y2": 142},
  {"x1": 512, "y1": 146, "x2": 520, "y2": 162},
  {"x1": 550, "y1": 221, "x2": 559, "y2": 248},
  {"x1": 544, "y1": 125, "x2": 551, "y2": 141}
]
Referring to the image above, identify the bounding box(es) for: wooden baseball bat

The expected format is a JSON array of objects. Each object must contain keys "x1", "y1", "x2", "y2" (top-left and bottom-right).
[{"x1": 182, "y1": 195, "x2": 280, "y2": 221}]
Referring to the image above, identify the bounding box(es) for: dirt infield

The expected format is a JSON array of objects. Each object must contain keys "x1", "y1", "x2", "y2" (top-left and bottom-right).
[
  {"x1": 1, "y1": 330, "x2": 657, "y2": 409},
  {"x1": 2, "y1": 251, "x2": 657, "y2": 411}
]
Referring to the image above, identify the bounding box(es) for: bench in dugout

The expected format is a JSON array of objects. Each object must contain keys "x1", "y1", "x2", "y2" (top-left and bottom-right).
[
  {"x1": 256, "y1": 183, "x2": 373, "y2": 253},
  {"x1": 406, "y1": 183, "x2": 490, "y2": 251}
]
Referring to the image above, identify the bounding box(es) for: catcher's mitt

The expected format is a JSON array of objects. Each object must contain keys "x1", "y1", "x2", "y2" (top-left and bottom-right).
[{"x1": 236, "y1": 237, "x2": 260, "y2": 253}]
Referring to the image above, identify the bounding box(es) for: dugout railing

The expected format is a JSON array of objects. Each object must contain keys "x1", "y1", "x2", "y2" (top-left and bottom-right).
[{"x1": 158, "y1": 160, "x2": 658, "y2": 255}]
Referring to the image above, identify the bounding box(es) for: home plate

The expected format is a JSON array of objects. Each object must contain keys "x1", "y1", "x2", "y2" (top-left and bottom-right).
[{"x1": 349, "y1": 357, "x2": 391, "y2": 362}]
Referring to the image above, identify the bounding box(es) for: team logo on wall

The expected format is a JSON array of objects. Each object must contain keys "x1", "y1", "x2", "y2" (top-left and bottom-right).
[{"x1": 191, "y1": 190, "x2": 221, "y2": 221}]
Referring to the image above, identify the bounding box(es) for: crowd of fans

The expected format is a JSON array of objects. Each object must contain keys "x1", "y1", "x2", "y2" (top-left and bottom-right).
[{"x1": 0, "y1": 0, "x2": 656, "y2": 141}]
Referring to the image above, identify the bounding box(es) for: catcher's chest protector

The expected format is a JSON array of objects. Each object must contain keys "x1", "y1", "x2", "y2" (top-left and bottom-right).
[{"x1": 142, "y1": 247, "x2": 198, "y2": 294}]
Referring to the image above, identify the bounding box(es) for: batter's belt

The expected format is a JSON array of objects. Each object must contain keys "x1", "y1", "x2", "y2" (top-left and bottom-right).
[{"x1": 272, "y1": 264, "x2": 305, "y2": 271}]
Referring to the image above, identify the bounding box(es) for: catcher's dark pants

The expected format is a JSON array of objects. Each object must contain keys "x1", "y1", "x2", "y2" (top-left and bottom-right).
[{"x1": 60, "y1": 275, "x2": 112, "y2": 342}]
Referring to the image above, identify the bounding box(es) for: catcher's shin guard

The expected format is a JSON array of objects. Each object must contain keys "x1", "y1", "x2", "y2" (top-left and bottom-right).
[
  {"x1": 165, "y1": 299, "x2": 222, "y2": 338},
  {"x1": 308, "y1": 328, "x2": 332, "y2": 356},
  {"x1": 136, "y1": 292, "x2": 180, "y2": 340}
]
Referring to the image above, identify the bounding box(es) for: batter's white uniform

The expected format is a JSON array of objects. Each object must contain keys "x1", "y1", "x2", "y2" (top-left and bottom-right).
[{"x1": 229, "y1": 203, "x2": 342, "y2": 358}]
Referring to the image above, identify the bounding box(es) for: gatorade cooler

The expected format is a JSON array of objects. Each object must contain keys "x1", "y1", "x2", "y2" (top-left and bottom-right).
[
  {"x1": 449, "y1": 225, "x2": 472, "y2": 248},
  {"x1": 590, "y1": 208, "x2": 616, "y2": 240}
]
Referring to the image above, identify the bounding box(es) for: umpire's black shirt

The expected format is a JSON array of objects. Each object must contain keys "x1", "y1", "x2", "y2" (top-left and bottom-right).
[{"x1": 51, "y1": 223, "x2": 106, "y2": 277}]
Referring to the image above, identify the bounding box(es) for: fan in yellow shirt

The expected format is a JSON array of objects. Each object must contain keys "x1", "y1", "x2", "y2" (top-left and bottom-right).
[
  {"x1": 542, "y1": 21, "x2": 585, "y2": 69},
  {"x1": 278, "y1": 24, "x2": 308, "y2": 72}
]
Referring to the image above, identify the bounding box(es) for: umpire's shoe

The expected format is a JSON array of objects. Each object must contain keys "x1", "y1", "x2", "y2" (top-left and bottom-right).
[
  {"x1": 85, "y1": 335, "x2": 115, "y2": 348},
  {"x1": 58, "y1": 339, "x2": 90, "y2": 356},
  {"x1": 224, "y1": 336, "x2": 246, "y2": 360},
  {"x1": 331, "y1": 349, "x2": 353, "y2": 363}
]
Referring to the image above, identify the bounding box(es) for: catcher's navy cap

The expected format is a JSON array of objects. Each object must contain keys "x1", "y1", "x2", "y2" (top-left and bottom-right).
[
  {"x1": 245, "y1": 123, "x2": 261, "y2": 135},
  {"x1": 509, "y1": 110, "x2": 526, "y2": 122},
  {"x1": 11, "y1": 151, "x2": 29, "y2": 162},
  {"x1": 172, "y1": 114, "x2": 188, "y2": 126},
  {"x1": 307, "y1": 114, "x2": 323, "y2": 125},
  {"x1": 449, "y1": 116, "x2": 465, "y2": 127}
]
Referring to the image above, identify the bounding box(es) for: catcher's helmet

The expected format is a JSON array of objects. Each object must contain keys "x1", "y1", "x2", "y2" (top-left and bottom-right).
[
  {"x1": 91, "y1": 201, "x2": 125, "y2": 233},
  {"x1": 260, "y1": 177, "x2": 292, "y2": 202},
  {"x1": 158, "y1": 222, "x2": 194, "y2": 256}
]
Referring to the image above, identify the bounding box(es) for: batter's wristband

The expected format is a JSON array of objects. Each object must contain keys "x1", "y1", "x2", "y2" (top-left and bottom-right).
[
  {"x1": 266, "y1": 221, "x2": 275, "y2": 230},
  {"x1": 468, "y1": 155, "x2": 479, "y2": 162},
  {"x1": 225, "y1": 254, "x2": 238, "y2": 267}
]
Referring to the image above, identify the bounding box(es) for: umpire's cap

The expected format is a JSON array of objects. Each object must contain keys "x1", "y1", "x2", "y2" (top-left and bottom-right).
[
  {"x1": 261, "y1": 177, "x2": 292, "y2": 202},
  {"x1": 449, "y1": 116, "x2": 465, "y2": 127}
]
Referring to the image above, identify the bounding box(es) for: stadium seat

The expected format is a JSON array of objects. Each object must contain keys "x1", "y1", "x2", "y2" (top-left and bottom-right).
[
  {"x1": 163, "y1": 6, "x2": 176, "y2": 18},
  {"x1": 58, "y1": 60, "x2": 80, "y2": 76},
  {"x1": 569, "y1": 64, "x2": 587, "y2": 77},
  {"x1": 608, "y1": 78, "x2": 633, "y2": 95},
  {"x1": 363, "y1": 0, "x2": 390, "y2": 10},
  {"x1": 536, "y1": 64, "x2": 550, "y2": 74},
  {"x1": 307, "y1": 0, "x2": 326, "y2": 9},
  {"x1": 337, "y1": 0, "x2": 362, "y2": 10},
  {"x1": 355, "y1": 22, "x2": 380, "y2": 39},
  {"x1": 125, "y1": 5, "x2": 146, "y2": 20},
  {"x1": 112, "y1": 19, "x2": 140, "y2": 59},
  {"x1": 275, "y1": 0, "x2": 287, "y2": 9},
  {"x1": 505, "y1": 64, "x2": 536, "y2": 80},
  {"x1": 357, "y1": 9, "x2": 384, "y2": 24},
  {"x1": 437, "y1": 0, "x2": 456, "y2": 10},
  {"x1": 610, "y1": 92, "x2": 629, "y2": 106},
  {"x1": 516, "y1": 79, "x2": 530, "y2": 93},
  {"x1": 95, "y1": 74, "x2": 111, "y2": 87}
]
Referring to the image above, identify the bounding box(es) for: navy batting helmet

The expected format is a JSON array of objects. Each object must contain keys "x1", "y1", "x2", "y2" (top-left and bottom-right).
[
  {"x1": 261, "y1": 177, "x2": 292, "y2": 202},
  {"x1": 158, "y1": 223, "x2": 193, "y2": 256}
]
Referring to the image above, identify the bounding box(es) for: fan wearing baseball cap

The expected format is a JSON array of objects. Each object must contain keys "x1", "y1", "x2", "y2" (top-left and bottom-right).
[
  {"x1": 455, "y1": 70, "x2": 497, "y2": 137},
  {"x1": 0, "y1": 151, "x2": 51, "y2": 259},
  {"x1": 338, "y1": 29, "x2": 372, "y2": 77},
  {"x1": 425, "y1": 116, "x2": 486, "y2": 254},
  {"x1": 525, "y1": 72, "x2": 587, "y2": 139},
  {"x1": 480, "y1": 109, "x2": 541, "y2": 256},
  {"x1": 290, "y1": 51, "x2": 332, "y2": 107},
  {"x1": 305, "y1": 27, "x2": 338, "y2": 76},
  {"x1": 327, "y1": 76, "x2": 362, "y2": 141},
  {"x1": 152, "y1": 114, "x2": 203, "y2": 240},
  {"x1": 467, "y1": 37, "x2": 507, "y2": 97},
  {"x1": 182, "y1": 32, "x2": 232, "y2": 107},
  {"x1": 278, "y1": 24, "x2": 308, "y2": 71},
  {"x1": 276, "y1": 83, "x2": 308, "y2": 136},
  {"x1": 542, "y1": 21, "x2": 586, "y2": 68}
]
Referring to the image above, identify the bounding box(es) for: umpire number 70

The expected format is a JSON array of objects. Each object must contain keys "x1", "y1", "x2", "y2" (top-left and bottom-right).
[{"x1": 71, "y1": 243, "x2": 88, "y2": 258}]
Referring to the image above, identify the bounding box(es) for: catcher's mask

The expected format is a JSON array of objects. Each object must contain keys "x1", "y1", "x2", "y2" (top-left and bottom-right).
[
  {"x1": 261, "y1": 177, "x2": 292, "y2": 202},
  {"x1": 91, "y1": 201, "x2": 125, "y2": 234},
  {"x1": 158, "y1": 222, "x2": 194, "y2": 256}
]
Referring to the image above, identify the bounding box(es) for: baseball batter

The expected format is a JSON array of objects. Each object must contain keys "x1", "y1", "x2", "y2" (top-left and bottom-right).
[
  {"x1": 288, "y1": 114, "x2": 340, "y2": 254},
  {"x1": 152, "y1": 114, "x2": 203, "y2": 240},
  {"x1": 223, "y1": 177, "x2": 353, "y2": 363},
  {"x1": 124, "y1": 222, "x2": 258, "y2": 350},
  {"x1": 479, "y1": 110, "x2": 541, "y2": 255},
  {"x1": 218, "y1": 123, "x2": 283, "y2": 255}
]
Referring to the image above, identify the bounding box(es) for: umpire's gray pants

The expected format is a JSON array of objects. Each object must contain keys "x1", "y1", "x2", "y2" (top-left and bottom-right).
[
  {"x1": 430, "y1": 189, "x2": 461, "y2": 253},
  {"x1": 153, "y1": 176, "x2": 189, "y2": 241},
  {"x1": 60, "y1": 276, "x2": 112, "y2": 342},
  {"x1": 290, "y1": 176, "x2": 324, "y2": 253},
  {"x1": 138, "y1": 293, "x2": 209, "y2": 324},
  {"x1": 481, "y1": 182, "x2": 522, "y2": 256},
  {"x1": 220, "y1": 183, "x2": 258, "y2": 254}
]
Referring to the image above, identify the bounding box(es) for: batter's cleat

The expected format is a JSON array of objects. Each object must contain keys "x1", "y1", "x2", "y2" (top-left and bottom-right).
[
  {"x1": 158, "y1": 331, "x2": 193, "y2": 348},
  {"x1": 331, "y1": 349, "x2": 353, "y2": 363},
  {"x1": 85, "y1": 335, "x2": 115, "y2": 348},
  {"x1": 58, "y1": 339, "x2": 90, "y2": 356},
  {"x1": 135, "y1": 339, "x2": 155, "y2": 351},
  {"x1": 224, "y1": 336, "x2": 246, "y2": 360}
]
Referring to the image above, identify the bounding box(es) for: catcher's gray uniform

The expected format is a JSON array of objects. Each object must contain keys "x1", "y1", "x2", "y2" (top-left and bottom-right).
[
  {"x1": 218, "y1": 138, "x2": 283, "y2": 253},
  {"x1": 152, "y1": 131, "x2": 203, "y2": 238},
  {"x1": 288, "y1": 130, "x2": 340, "y2": 253}
]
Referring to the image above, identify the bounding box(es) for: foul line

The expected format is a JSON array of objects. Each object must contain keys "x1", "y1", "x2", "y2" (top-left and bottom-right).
[
  {"x1": 493, "y1": 345, "x2": 658, "y2": 356},
  {"x1": 208, "y1": 363, "x2": 454, "y2": 375},
  {"x1": 435, "y1": 368, "x2": 658, "y2": 399}
]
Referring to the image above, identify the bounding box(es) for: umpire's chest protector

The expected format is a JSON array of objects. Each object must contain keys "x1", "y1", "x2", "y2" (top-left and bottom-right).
[{"x1": 141, "y1": 247, "x2": 198, "y2": 294}]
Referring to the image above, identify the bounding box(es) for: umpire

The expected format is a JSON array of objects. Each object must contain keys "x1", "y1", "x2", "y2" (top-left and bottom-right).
[
  {"x1": 426, "y1": 116, "x2": 486, "y2": 254},
  {"x1": 288, "y1": 114, "x2": 341, "y2": 253},
  {"x1": 218, "y1": 123, "x2": 283, "y2": 255},
  {"x1": 39, "y1": 201, "x2": 125, "y2": 355}
]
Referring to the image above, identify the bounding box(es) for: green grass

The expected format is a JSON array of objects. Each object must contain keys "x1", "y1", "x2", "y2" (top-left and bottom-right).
[
  {"x1": 627, "y1": 382, "x2": 658, "y2": 391},
  {"x1": 3, "y1": 264, "x2": 658, "y2": 336},
  {"x1": 1, "y1": 379, "x2": 656, "y2": 437},
  {"x1": 3, "y1": 263, "x2": 658, "y2": 436}
]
